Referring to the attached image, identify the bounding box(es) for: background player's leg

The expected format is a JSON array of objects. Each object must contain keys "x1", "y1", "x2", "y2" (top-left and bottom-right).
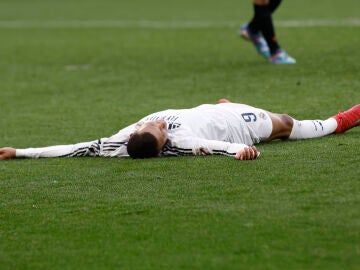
[
  {"x1": 269, "y1": 0, "x2": 282, "y2": 13},
  {"x1": 249, "y1": 0, "x2": 296, "y2": 64},
  {"x1": 241, "y1": 0, "x2": 271, "y2": 58},
  {"x1": 250, "y1": 2, "x2": 280, "y2": 56},
  {"x1": 249, "y1": 0, "x2": 269, "y2": 34}
]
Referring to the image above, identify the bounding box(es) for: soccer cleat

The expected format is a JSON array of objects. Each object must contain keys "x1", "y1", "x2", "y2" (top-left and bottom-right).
[
  {"x1": 240, "y1": 24, "x2": 271, "y2": 59},
  {"x1": 217, "y1": 98, "x2": 231, "y2": 104},
  {"x1": 332, "y1": 104, "x2": 360, "y2": 133},
  {"x1": 270, "y1": 49, "x2": 296, "y2": 64}
]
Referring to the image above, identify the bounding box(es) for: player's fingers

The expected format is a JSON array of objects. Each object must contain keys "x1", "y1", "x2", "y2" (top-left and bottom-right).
[
  {"x1": 246, "y1": 147, "x2": 253, "y2": 160},
  {"x1": 235, "y1": 150, "x2": 245, "y2": 160},
  {"x1": 235, "y1": 147, "x2": 250, "y2": 160},
  {"x1": 250, "y1": 146, "x2": 258, "y2": 159},
  {"x1": 245, "y1": 148, "x2": 251, "y2": 160},
  {"x1": 235, "y1": 146, "x2": 259, "y2": 161},
  {"x1": 245, "y1": 146, "x2": 257, "y2": 160},
  {"x1": 241, "y1": 148, "x2": 249, "y2": 160}
]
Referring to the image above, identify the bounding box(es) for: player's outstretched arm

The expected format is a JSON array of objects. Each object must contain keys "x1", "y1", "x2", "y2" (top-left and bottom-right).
[
  {"x1": 0, "y1": 147, "x2": 16, "y2": 160},
  {"x1": 164, "y1": 136, "x2": 260, "y2": 160},
  {"x1": 234, "y1": 146, "x2": 259, "y2": 160}
]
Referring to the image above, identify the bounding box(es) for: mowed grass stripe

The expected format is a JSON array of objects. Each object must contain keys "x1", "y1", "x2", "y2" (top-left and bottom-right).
[{"x1": 0, "y1": 19, "x2": 359, "y2": 29}]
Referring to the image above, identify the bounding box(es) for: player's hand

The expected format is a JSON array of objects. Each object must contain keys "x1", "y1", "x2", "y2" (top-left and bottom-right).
[
  {"x1": 234, "y1": 146, "x2": 259, "y2": 161},
  {"x1": 0, "y1": 147, "x2": 16, "y2": 160}
]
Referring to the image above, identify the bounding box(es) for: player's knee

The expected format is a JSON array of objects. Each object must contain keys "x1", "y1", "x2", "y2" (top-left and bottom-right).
[{"x1": 278, "y1": 114, "x2": 294, "y2": 136}]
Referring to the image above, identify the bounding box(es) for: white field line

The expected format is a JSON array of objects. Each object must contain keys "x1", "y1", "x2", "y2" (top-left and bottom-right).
[{"x1": 0, "y1": 19, "x2": 359, "y2": 29}]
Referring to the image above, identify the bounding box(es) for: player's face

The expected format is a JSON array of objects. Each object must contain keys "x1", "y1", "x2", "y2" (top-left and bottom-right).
[{"x1": 138, "y1": 120, "x2": 168, "y2": 150}]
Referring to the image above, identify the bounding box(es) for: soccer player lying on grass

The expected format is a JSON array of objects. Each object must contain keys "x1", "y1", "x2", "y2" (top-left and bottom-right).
[{"x1": 0, "y1": 101, "x2": 359, "y2": 161}]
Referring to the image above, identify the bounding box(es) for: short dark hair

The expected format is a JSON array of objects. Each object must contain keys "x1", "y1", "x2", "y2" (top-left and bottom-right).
[{"x1": 127, "y1": 132, "x2": 160, "y2": 159}]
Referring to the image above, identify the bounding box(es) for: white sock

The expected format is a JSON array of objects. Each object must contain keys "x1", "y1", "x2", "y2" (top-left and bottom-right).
[{"x1": 289, "y1": 118, "x2": 337, "y2": 140}]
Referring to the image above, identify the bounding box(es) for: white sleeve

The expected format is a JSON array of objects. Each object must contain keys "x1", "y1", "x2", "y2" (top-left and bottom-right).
[
  {"x1": 162, "y1": 136, "x2": 250, "y2": 157},
  {"x1": 15, "y1": 123, "x2": 137, "y2": 159},
  {"x1": 16, "y1": 140, "x2": 101, "y2": 158}
]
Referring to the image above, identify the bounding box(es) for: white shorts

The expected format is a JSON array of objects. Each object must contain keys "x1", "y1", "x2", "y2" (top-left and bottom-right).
[
  {"x1": 219, "y1": 103, "x2": 273, "y2": 141},
  {"x1": 243, "y1": 106, "x2": 273, "y2": 141}
]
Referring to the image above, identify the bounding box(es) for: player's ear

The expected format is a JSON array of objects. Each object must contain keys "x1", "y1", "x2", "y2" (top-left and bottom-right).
[{"x1": 160, "y1": 121, "x2": 166, "y2": 129}]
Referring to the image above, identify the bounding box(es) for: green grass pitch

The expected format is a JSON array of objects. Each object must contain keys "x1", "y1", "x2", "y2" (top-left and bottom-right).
[{"x1": 0, "y1": 0, "x2": 359, "y2": 269}]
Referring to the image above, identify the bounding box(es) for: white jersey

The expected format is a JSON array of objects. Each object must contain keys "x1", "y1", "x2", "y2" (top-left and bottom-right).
[{"x1": 16, "y1": 103, "x2": 272, "y2": 159}]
